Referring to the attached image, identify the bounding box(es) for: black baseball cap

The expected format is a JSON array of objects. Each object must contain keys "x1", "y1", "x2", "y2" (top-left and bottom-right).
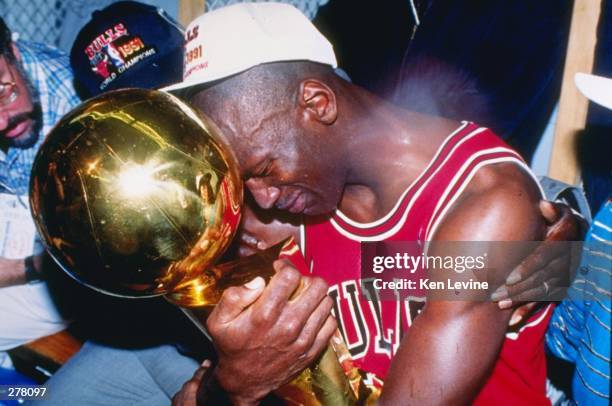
[{"x1": 71, "y1": 1, "x2": 184, "y2": 96}]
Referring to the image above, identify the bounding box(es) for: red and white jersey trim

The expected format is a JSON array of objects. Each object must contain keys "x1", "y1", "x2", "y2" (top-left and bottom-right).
[
  {"x1": 329, "y1": 122, "x2": 542, "y2": 242},
  {"x1": 332, "y1": 121, "x2": 472, "y2": 231},
  {"x1": 425, "y1": 154, "x2": 544, "y2": 241}
]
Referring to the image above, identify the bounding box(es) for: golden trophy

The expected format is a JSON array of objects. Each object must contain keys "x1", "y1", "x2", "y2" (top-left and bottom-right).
[{"x1": 29, "y1": 89, "x2": 366, "y2": 405}]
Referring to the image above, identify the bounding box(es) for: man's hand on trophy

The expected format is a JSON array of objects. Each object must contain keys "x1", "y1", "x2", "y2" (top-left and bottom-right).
[{"x1": 206, "y1": 259, "x2": 336, "y2": 405}]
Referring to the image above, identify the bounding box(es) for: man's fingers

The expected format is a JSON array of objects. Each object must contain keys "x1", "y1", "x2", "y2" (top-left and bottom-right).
[
  {"x1": 302, "y1": 315, "x2": 338, "y2": 362},
  {"x1": 508, "y1": 302, "x2": 537, "y2": 326},
  {"x1": 273, "y1": 258, "x2": 292, "y2": 271},
  {"x1": 286, "y1": 276, "x2": 330, "y2": 323},
  {"x1": 539, "y1": 200, "x2": 560, "y2": 224},
  {"x1": 171, "y1": 390, "x2": 184, "y2": 406},
  {"x1": 546, "y1": 203, "x2": 579, "y2": 241},
  {"x1": 288, "y1": 295, "x2": 334, "y2": 350},
  {"x1": 251, "y1": 262, "x2": 302, "y2": 326},
  {"x1": 494, "y1": 262, "x2": 549, "y2": 301},
  {"x1": 172, "y1": 361, "x2": 211, "y2": 406},
  {"x1": 209, "y1": 277, "x2": 265, "y2": 326},
  {"x1": 285, "y1": 316, "x2": 337, "y2": 385},
  {"x1": 495, "y1": 272, "x2": 563, "y2": 304},
  {"x1": 547, "y1": 287, "x2": 568, "y2": 302},
  {"x1": 497, "y1": 282, "x2": 554, "y2": 308},
  {"x1": 505, "y1": 241, "x2": 565, "y2": 285},
  {"x1": 192, "y1": 359, "x2": 212, "y2": 382},
  {"x1": 181, "y1": 381, "x2": 199, "y2": 406},
  {"x1": 497, "y1": 251, "x2": 571, "y2": 305}
]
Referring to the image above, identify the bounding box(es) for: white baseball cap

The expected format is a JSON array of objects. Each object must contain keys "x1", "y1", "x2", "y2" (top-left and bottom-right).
[
  {"x1": 575, "y1": 72, "x2": 612, "y2": 110},
  {"x1": 163, "y1": 2, "x2": 337, "y2": 92}
]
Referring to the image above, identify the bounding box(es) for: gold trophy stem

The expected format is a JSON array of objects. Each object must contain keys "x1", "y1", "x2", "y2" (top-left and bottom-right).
[{"x1": 166, "y1": 241, "x2": 282, "y2": 308}]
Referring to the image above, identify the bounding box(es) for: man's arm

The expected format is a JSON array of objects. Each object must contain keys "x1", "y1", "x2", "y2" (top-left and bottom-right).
[
  {"x1": 0, "y1": 254, "x2": 43, "y2": 288},
  {"x1": 0, "y1": 257, "x2": 27, "y2": 287},
  {"x1": 236, "y1": 197, "x2": 579, "y2": 308},
  {"x1": 380, "y1": 163, "x2": 545, "y2": 405}
]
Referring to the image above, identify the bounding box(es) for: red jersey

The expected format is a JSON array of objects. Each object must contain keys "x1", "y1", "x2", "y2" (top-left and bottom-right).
[{"x1": 299, "y1": 122, "x2": 552, "y2": 404}]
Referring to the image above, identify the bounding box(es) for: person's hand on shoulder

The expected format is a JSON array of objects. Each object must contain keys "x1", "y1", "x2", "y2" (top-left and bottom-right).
[{"x1": 492, "y1": 201, "x2": 583, "y2": 318}]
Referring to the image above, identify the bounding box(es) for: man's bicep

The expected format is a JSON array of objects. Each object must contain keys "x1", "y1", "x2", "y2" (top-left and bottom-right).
[
  {"x1": 380, "y1": 165, "x2": 546, "y2": 404},
  {"x1": 431, "y1": 168, "x2": 545, "y2": 291},
  {"x1": 426, "y1": 165, "x2": 546, "y2": 310},
  {"x1": 381, "y1": 300, "x2": 509, "y2": 405},
  {"x1": 431, "y1": 164, "x2": 545, "y2": 244}
]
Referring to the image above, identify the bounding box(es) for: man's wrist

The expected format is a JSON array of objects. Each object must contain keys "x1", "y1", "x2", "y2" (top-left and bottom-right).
[
  {"x1": 196, "y1": 366, "x2": 232, "y2": 406},
  {"x1": 0, "y1": 257, "x2": 30, "y2": 287},
  {"x1": 24, "y1": 255, "x2": 43, "y2": 283},
  {"x1": 197, "y1": 366, "x2": 265, "y2": 406}
]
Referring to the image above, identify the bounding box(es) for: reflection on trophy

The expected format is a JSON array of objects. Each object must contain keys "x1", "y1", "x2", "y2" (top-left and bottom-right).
[{"x1": 29, "y1": 89, "x2": 366, "y2": 405}]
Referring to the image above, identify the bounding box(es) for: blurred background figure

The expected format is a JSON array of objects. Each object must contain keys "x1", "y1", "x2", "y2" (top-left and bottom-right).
[
  {"x1": 545, "y1": 73, "x2": 612, "y2": 406},
  {"x1": 543, "y1": 4, "x2": 612, "y2": 401},
  {"x1": 0, "y1": 13, "x2": 79, "y2": 385}
]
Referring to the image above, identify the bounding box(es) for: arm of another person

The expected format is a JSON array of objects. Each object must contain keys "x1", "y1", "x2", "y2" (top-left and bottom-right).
[
  {"x1": 0, "y1": 253, "x2": 44, "y2": 288},
  {"x1": 380, "y1": 163, "x2": 545, "y2": 405},
  {"x1": 237, "y1": 187, "x2": 577, "y2": 307},
  {"x1": 495, "y1": 200, "x2": 582, "y2": 310}
]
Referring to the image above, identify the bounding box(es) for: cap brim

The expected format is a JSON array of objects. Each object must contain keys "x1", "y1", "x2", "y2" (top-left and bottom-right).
[
  {"x1": 162, "y1": 57, "x2": 338, "y2": 94},
  {"x1": 160, "y1": 63, "x2": 257, "y2": 93},
  {"x1": 162, "y1": 66, "x2": 347, "y2": 94},
  {"x1": 161, "y1": 79, "x2": 203, "y2": 93},
  {"x1": 575, "y1": 73, "x2": 612, "y2": 110}
]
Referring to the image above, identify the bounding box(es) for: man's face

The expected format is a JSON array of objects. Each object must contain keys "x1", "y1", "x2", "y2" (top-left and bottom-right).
[
  {"x1": 0, "y1": 54, "x2": 40, "y2": 149},
  {"x1": 236, "y1": 198, "x2": 300, "y2": 257},
  {"x1": 191, "y1": 92, "x2": 345, "y2": 217}
]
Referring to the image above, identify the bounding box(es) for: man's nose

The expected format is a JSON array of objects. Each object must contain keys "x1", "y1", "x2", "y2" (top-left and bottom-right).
[{"x1": 245, "y1": 178, "x2": 281, "y2": 209}]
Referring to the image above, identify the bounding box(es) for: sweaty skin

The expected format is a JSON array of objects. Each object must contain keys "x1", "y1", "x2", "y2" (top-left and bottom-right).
[{"x1": 188, "y1": 62, "x2": 576, "y2": 405}]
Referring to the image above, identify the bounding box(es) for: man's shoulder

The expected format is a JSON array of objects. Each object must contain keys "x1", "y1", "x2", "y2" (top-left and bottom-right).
[
  {"x1": 16, "y1": 40, "x2": 70, "y2": 67},
  {"x1": 17, "y1": 40, "x2": 80, "y2": 113},
  {"x1": 433, "y1": 162, "x2": 544, "y2": 242},
  {"x1": 17, "y1": 40, "x2": 74, "y2": 83},
  {"x1": 467, "y1": 161, "x2": 540, "y2": 198}
]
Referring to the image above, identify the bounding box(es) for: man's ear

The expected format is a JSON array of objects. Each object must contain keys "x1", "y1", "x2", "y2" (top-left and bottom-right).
[
  {"x1": 298, "y1": 79, "x2": 337, "y2": 125},
  {"x1": 10, "y1": 44, "x2": 21, "y2": 61}
]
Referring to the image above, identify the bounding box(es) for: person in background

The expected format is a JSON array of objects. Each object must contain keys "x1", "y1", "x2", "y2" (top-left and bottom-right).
[
  {"x1": 313, "y1": 0, "x2": 573, "y2": 162},
  {"x1": 0, "y1": 15, "x2": 80, "y2": 379},
  {"x1": 546, "y1": 73, "x2": 612, "y2": 405}
]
